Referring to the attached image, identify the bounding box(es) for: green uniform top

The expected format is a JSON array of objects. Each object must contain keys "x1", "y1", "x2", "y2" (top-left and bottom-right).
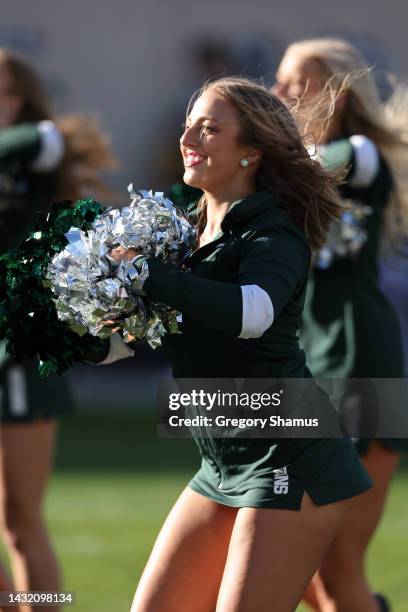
[
  {"x1": 147, "y1": 190, "x2": 372, "y2": 510},
  {"x1": 0, "y1": 123, "x2": 57, "y2": 252},
  {"x1": 301, "y1": 137, "x2": 404, "y2": 378},
  {"x1": 0, "y1": 123, "x2": 74, "y2": 422},
  {"x1": 143, "y1": 190, "x2": 311, "y2": 378},
  {"x1": 0, "y1": 123, "x2": 58, "y2": 369}
]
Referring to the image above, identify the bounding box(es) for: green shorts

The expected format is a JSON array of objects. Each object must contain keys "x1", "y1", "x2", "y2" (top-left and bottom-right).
[
  {"x1": 189, "y1": 437, "x2": 372, "y2": 510},
  {"x1": 0, "y1": 359, "x2": 74, "y2": 424}
]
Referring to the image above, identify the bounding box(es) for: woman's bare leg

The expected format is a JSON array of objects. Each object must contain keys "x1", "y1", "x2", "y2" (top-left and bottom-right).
[
  {"x1": 303, "y1": 575, "x2": 329, "y2": 611},
  {"x1": 0, "y1": 559, "x2": 21, "y2": 612},
  {"x1": 0, "y1": 419, "x2": 60, "y2": 612},
  {"x1": 0, "y1": 561, "x2": 13, "y2": 590},
  {"x1": 131, "y1": 487, "x2": 237, "y2": 612},
  {"x1": 305, "y1": 441, "x2": 400, "y2": 611},
  {"x1": 216, "y1": 492, "x2": 351, "y2": 612}
]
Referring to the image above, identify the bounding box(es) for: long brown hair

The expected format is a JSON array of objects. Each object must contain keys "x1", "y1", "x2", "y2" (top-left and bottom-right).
[
  {"x1": 0, "y1": 48, "x2": 117, "y2": 201},
  {"x1": 189, "y1": 77, "x2": 344, "y2": 250},
  {"x1": 282, "y1": 38, "x2": 408, "y2": 247}
]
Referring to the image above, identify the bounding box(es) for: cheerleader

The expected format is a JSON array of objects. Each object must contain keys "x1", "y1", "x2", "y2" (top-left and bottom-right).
[
  {"x1": 274, "y1": 37, "x2": 408, "y2": 611},
  {"x1": 0, "y1": 49, "x2": 116, "y2": 611},
  {"x1": 107, "y1": 77, "x2": 371, "y2": 612}
]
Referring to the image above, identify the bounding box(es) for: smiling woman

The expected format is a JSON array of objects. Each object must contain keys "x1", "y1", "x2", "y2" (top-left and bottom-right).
[
  {"x1": 181, "y1": 91, "x2": 261, "y2": 200},
  {"x1": 125, "y1": 77, "x2": 372, "y2": 612}
]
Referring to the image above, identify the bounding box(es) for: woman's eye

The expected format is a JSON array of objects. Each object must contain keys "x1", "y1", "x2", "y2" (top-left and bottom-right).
[{"x1": 200, "y1": 125, "x2": 213, "y2": 135}]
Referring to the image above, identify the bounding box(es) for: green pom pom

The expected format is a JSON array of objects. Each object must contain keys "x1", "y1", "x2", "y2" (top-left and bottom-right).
[{"x1": 0, "y1": 199, "x2": 108, "y2": 377}]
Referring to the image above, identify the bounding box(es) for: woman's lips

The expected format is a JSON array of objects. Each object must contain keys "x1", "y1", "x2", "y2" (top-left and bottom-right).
[{"x1": 183, "y1": 153, "x2": 206, "y2": 167}]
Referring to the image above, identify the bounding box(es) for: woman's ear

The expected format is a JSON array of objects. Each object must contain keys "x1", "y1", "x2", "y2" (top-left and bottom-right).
[{"x1": 245, "y1": 149, "x2": 262, "y2": 165}]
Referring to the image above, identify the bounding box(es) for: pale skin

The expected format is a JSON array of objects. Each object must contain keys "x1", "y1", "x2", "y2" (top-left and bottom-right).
[
  {"x1": 0, "y1": 421, "x2": 60, "y2": 612},
  {"x1": 273, "y1": 54, "x2": 346, "y2": 145},
  {"x1": 0, "y1": 64, "x2": 61, "y2": 612},
  {"x1": 128, "y1": 88, "x2": 354, "y2": 612},
  {"x1": 275, "y1": 49, "x2": 402, "y2": 612}
]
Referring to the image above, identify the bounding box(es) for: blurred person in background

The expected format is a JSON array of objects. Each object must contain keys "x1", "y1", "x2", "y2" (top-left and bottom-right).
[
  {"x1": 274, "y1": 37, "x2": 408, "y2": 612},
  {"x1": 0, "y1": 48, "x2": 116, "y2": 611}
]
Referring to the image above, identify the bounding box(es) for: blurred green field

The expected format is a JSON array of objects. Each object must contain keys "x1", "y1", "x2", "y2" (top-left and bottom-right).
[{"x1": 31, "y1": 410, "x2": 408, "y2": 611}]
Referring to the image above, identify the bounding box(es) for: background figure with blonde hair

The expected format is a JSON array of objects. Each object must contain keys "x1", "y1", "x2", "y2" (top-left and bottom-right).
[
  {"x1": 0, "y1": 49, "x2": 116, "y2": 612},
  {"x1": 275, "y1": 37, "x2": 408, "y2": 612}
]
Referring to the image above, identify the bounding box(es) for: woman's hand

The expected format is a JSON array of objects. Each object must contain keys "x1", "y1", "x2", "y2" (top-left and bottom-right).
[
  {"x1": 110, "y1": 246, "x2": 140, "y2": 262},
  {"x1": 102, "y1": 319, "x2": 121, "y2": 333},
  {"x1": 102, "y1": 319, "x2": 136, "y2": 342}
]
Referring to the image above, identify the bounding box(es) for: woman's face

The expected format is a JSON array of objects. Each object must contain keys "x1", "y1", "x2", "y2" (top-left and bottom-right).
[
  {"x1": 180, "y1": 89, "x2": 257, "y2": 193},
  {"x1": 273, "y1": 52, "x2": 326, "y2": 104},
  {"x1": 0, "y1": 65, "x2": 22, "y2": 128},
  {"x1": 274, "y1": 50, "x2": 347, "y2": 143}
]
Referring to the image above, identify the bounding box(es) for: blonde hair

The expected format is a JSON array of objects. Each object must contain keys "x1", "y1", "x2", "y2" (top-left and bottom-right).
[
  {"x1": 0, "y1": 48, "x2": 117, "y2": 201},
  {"x1": 283, "y1": 37, "x2": 408, "y2": 247},
  {"x1": 189, "y1": 77, "x2": 344, "y2": 250}
]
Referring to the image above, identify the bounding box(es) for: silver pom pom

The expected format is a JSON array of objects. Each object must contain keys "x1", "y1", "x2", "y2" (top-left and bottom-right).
[
  {"x1": 315, "y1": 200, "x2": 372, "y2": 269},
  {"x1": 48, "y1": 187, "x2": 196, "y2": 348}
]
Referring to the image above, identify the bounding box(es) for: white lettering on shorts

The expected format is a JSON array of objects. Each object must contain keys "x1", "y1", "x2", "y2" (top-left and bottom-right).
[
  {"x1": 7, "y1": 365, "x2": 28, "y2": 416},
  {"x1": 273, "y1": 466, "x2": 289, "y2": 495}
]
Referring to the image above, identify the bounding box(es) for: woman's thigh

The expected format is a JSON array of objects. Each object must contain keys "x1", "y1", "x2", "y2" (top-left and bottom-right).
[
  {"x1": 361, "y1": 440, "x2": 401, "y2": 529},
  {"x1": 321, "y1": 440, "x2": 400, "y2": 568},
  {"x1": 0, "y1": 419, "x2": 57, "y2": 518},
  {"x1": 216, "y1": 493, "x2": 351, "y2": 612},
  {"x1": 131, "y1": 487, "x2": 237, "y2": 612}
]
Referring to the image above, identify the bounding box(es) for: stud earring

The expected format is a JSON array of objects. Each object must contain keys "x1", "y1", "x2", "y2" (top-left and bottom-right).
[{"x1": 240, "y1": 159, "x2": 249, "y2": 168}]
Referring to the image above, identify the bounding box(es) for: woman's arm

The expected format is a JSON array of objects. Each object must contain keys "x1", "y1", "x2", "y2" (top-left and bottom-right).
[
  {"x1": 142, "y1": 231, "x2": 309, "y2": 338},
  {"x1": 0, "y1": 121, "x2": 64, "y2": 171},
  {"x1": 316, "y1": 135, "x2": 380, "y2": 189}
]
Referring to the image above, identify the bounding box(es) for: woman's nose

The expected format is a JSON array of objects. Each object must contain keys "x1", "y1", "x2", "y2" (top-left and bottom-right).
[{"x1": 180, "y1": 125, "x2": 198, "y2": 148}]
